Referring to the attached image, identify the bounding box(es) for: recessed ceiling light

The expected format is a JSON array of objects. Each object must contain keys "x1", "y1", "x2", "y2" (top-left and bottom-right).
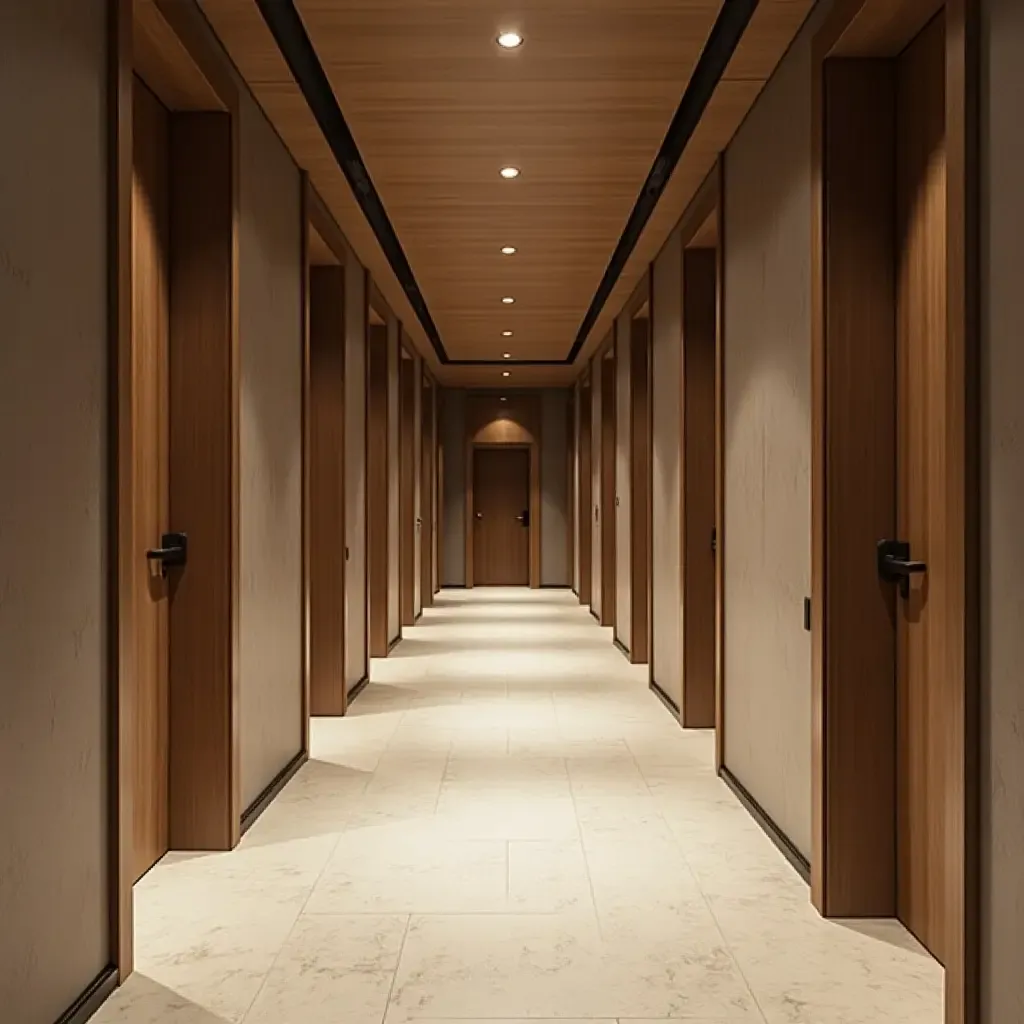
[
  {"x1": 497, "y1": 31, "x2": 523, "y2": 49},
  {"x1": 501, "y1": 246, "x2": 517, "y2": 255},
  {"x1": 499, "y1": 166, "x2": 520, "y2": 179},
  {"x1": 500, "y1": 396, "x2": 508, "y2": 402},
  {"x1": 503, "y1": 352, "x2": 511, "y2": 359},
  {"x1": 502, "y1": 371, "x2": 511, "y2": 377},
  {"x1": 502, "y1": 296, "x2": 515, "y2": 304}
]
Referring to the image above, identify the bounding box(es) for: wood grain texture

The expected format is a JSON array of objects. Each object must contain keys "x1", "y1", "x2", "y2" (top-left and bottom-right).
[
  {"x1": 629, "y1": 316, "x2": 650, "y2": 664},
  {"x1": 812, "y1": 55, "x2": 898, "y2": 918},
  {"x1": 308, "y1": 267, "x2": 347, "y2": 714},
  {"x1": 198, "y1": 0, "x2": 813, "y2": 378},
  {"x1": 167, "y1": 110, "x2": 239, "y2": 850},
  {"x1": 472, "y1": 447, "x2": 532, "y2": 585},
  {"x1": 133, "y1": 0, "x2": 225, "y2": 111},
  {"x1": 897, "y1": 13, "x2": 949, "y2": 961},
  {"x1": 299, "y1": 175, "x2": 310, "y2": 751},
  {"x1": 131, "y1": 77, "x2": 171, "y2": 881},
  {"x1": 600, "y1": 350, "x2": 617, "y2": 628},
  {"x1": 420, "y1": 376, "x2": 436, "y2": 607},
  {"x1": 368, "y1": 323, "x2": 390, "y2": 656},
  {"x1": 681, "y1": 248, "x2": 717, "y2": 728},
  {"x1": 577, "y1": 379, "x2": 593, "y2": 605},
  {"x1": 399, "y1": 350, "x2": 418, "y2": 623},
  {"x1": 810, "y1": 8, "x2": 980, "y2": 1017}
]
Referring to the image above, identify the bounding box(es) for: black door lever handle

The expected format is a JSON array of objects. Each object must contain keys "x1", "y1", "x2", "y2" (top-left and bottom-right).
[
  {"x1": 146, "y1": 532, "x2": 188, "y2": 577},
  {"x1": 877, "y1": 539, "x2": 926, "y2": 597}
]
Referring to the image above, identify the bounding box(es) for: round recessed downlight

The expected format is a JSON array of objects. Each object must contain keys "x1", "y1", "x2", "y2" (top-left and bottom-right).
[
  {"x1": 497, "y1": 31, "x2": 523, "y2": 49},
  {"x1": 500, "y1": 396, "x2": 508, "y2": 402},
  {"x1": 502, "y1": 330, "x2": 513, "y2": 337},
  {"x1": 502, "y1": 371, "x2": 511, "y2": 378},
  {"x1": 502, "y1": 296, "x2": 515, "y2": 305},
  {"x1": 503, "y1": 352, "x2": 511, "y2": 359},
  {"x1": 499, "y1": 166, "x2": 520, "y2": 179},
  {"x1": 501, "y1": 246, "x2": 517, "y2": 255}
]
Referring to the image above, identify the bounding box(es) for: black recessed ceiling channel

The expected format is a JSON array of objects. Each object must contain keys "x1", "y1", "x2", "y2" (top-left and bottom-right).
[{"x1": 255, "y1": 0, "x2": 759, "y2": 367}]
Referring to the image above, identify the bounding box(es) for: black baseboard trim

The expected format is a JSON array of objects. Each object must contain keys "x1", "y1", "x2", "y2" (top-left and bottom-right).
[
  {"x1": 719, "y1": 765, "x2": 811, "y2": 883},
  {"x1": 388, "y1": 634, "x2": 401, "y2": 653},
  {"x1": 347, "y1": 674, "x2": 370, "y2": 703},
  {"x1": 539, "y1": 583, "x2": 571, "y2": 589},
  {"x1": 440, "y1": 583, "x2": 467, "y2": 589},
  {"x1": 241, "y1": 749, "x2": 307, "y2": 835},
  {"x1": 613, "y1": 637, "x2": 631, "y2": 660},
  {"x1": 650, "y1": 679, "x2": 681, "y2": 716},
  {"x1": 55, "y1": 965, "x2": 118, "y2": 1024}
]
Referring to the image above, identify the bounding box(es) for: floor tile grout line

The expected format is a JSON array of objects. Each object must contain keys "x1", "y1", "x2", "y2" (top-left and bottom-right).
[
  {"x1": 381, "y1": 913, "x2": 414, "y2": 1023},
  {"x1": 236, "y1": 825, "x2": 348, "y2": 1022},
  {"x1": 632, "y1": 741, "x2": 770, "y2": 1024},
  {"x1": 563, "y1": 752, "x2": 605, "y2": 937}
]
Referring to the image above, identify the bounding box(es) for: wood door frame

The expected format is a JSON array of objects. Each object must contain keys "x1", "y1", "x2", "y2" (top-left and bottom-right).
[
  {"x1": 111, "y1": 0, "x2": 241, "y2": 988},
  {"x1": 465, "y1": 441, "x2": 541, "y2": 588},
  {"x1": 809, "y1": 2, "x2": 978, "y2": 1022}
]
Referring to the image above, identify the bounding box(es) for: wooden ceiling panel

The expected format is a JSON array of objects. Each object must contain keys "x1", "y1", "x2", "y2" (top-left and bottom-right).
[{"x1": 199, "y1": 0, "x2": 813, "y2": 384}]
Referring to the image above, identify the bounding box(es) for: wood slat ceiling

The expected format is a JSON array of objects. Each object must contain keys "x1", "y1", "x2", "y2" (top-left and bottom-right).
[{"x1": 199, "y1": 0, "x2": 812, "y2": 386}]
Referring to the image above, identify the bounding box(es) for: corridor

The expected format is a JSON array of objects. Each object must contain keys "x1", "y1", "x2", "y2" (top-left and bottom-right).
[{"x1": 98, "y1": 589, "x2": 941, "y2": 1024}]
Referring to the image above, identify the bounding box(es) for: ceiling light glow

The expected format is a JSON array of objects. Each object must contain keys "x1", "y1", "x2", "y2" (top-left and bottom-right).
[
  {"x1": 497, "y1": 31, "x2": 523, "y2": 48},
  {"x1": 501, "y1": 246, "x2": 517, "y2": 255},
  {"x1": 502, "y1": 296, "x2": 515, "y2": 304},
  {"x1": 502, "y1": 330, "x2": 513, "y2": 337},
  {"x1": 503, "y1": 352, "x2": 511, "y2": 359},
  {"x1": 502, "y1": 371, "x2": 511, "y2": 377},
  {"x1": 500, "y1": 166, "x2": 520, "y2": 179}
]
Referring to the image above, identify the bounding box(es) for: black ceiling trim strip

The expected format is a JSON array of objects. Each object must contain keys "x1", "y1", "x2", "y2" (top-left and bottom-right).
[
  {"x1": 565, "y1": 0, "x2": 760, "y2": 363},
  {"x1": 254, "y1": 0, "x2": 449, "y2": 364}
]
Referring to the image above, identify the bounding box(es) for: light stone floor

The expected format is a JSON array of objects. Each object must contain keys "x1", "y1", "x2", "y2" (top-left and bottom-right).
[{"x1": 96, "y1": 588, "x2": 943, "y2": 1024}]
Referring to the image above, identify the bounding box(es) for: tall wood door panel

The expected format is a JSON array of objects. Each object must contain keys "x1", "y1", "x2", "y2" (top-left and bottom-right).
[
  {"x1": 578, "y1": 381, "x2": 593, "y2": 604},
  {"x1": 399, "y1": 355, "x2": 417, "y2": 625},
  {"x1": 895, "y1": 13, "x2": 949, "y2": 963},
  {"x1": 131, "y1": 79, "x2": 171, "y2": 882},
  {"x1": 473, "y1": 447, "x2": 530, "y2": 586},
  {"x1": 420, "y1": 377, "x2": 435, "y2": 608},
  {"x1": 600, "y1": 353, "x2": 617, "y2": 628}
]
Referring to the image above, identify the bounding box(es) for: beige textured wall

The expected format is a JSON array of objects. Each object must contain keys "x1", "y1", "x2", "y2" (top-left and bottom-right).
[
  {"x1": 387, "y1": 315, "x2": 401, "y2": 644},
  {"x1": 0, "y1": 1, "x2": 111, "y2": 1017},
  {"x1": 239, "y1": 89, "x2": 305, "y2": 807},
  {"x1": 981, "y1": 0, "x2": 1024, "y2": 1017},
  {"x1": 345, "y1": 258, "x2": 368, "y2": 686},
  {"x1": 721, "y1": 6, "x2": 827, "y2": 858},
  {"x1": 591, "y1": 356, "x2": 604, "y2": 617},
  {"x1": 651, "y1": 228, "x2": 684, "y2": 708},
  {"x1": 615, "y1": 314, "x2": 633, "y2": 649}
]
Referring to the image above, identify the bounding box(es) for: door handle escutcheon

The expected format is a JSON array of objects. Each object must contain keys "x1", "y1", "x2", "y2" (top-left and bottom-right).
[
  {"x1": 877, "y1": 539, "x2": 927, "y2": 598},
  {"x1": 146, "y1": 532, "x2": 187, "y2": 577}
]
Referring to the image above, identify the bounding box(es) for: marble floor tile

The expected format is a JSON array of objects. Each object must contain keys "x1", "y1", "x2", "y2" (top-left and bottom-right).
[{"x1": 104, "y1": 588, "x2": 940, "y2": 1024}]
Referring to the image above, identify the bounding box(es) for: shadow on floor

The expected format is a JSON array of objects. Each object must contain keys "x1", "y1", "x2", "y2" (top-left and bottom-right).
[{"x1": 94, "y1": 974, "x2": 232, "y2": 1024}]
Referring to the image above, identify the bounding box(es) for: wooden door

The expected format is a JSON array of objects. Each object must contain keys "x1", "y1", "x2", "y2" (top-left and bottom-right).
[
  {"x1": 399, "y1": 354, "x2": 417, "y2": 625},
  {"x1": 420, "y1": 377, "x2": 434, "y2": 608},
  {"x1": 368, "y1": 324, "x2": 388, "y2": 657},
  {"x1": 600, "y1": 353, "x2": 617, "y2": 627},
  {"x1": 578, "y1": 381, "x2": 593, "y2": 603},
  {"x1": 473, "y1": 447, "x2": 530, "y2": 585},
  {"x1": 895, "y1": 13, "x2": 948, "y2": 963},
  {"x1": 131, "y1": 79, "x2": 171, "y2": 881}
]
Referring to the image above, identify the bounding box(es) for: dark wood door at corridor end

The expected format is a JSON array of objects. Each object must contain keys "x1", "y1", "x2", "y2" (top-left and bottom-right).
[{"x1": 473, "y1": 447, "x2": 530, "y2": 586}]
